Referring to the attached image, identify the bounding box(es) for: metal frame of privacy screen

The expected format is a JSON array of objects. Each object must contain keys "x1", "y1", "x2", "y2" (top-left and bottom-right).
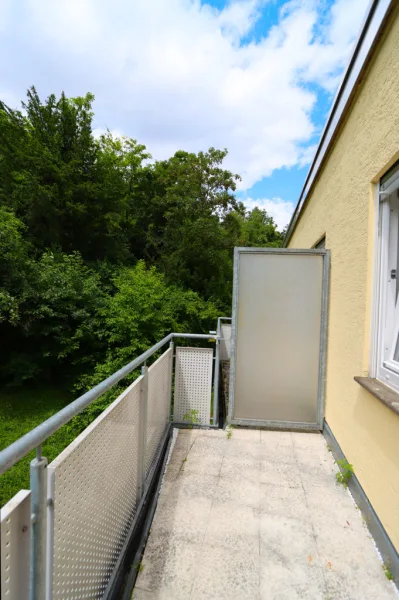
[{"x1": 228, "y1": 247, "x2": 330, "y2": 430}]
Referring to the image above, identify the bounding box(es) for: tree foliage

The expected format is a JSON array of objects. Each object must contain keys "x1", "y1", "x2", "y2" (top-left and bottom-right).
[
  {"x1": 78, "y1": 261, "x2": 219, "y2": 390},
  {"x1": 0, "y1": 87, "x2": 283, "y2": 388}
]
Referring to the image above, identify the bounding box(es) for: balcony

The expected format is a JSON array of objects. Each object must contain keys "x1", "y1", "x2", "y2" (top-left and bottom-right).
[
  {"x1": 134, "y1": 427, "x2": 396, "y2": 599},
  {"x1": 1, "y1": 248, "x2": 398, "y2": 599}
]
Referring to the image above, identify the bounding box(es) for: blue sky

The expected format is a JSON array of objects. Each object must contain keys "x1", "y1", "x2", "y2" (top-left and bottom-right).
[
  {"x1": 207, "y1": 0, "x2": 313, "y2": 208},
  {"x1": 238, "y1": 84, "x2": 332, "y2": 205},
  {"x1": 0, "y1": 0, "x2": 369, "y2": 228}
]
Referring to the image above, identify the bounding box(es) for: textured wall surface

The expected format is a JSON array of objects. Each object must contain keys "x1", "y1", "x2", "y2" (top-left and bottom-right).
[{"x1": 288, "y1": 7, "x2": 399, "y2": 550}]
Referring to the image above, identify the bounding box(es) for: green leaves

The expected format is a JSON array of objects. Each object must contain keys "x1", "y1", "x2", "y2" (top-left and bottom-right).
[
  {"x1": 77, "y1": 261, "x2": 219, "y2": 390},
  {"x1": 1, "y1": 87, "x2": 139, "y2": 262},
  {"x1": 0, "y1": 87, "x2": 283, "y2": 389},
  {"x1": 335, "y1": 458, "x2": 354, "y2": 487},
  {"x1": 0, "y1": 208, "x2": 32, "y2": 325},
  {"x1": 240, "y1": 207, "x2": 283, "y2": 248}
]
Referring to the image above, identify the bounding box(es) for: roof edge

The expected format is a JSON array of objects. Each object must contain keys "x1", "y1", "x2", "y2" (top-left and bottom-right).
[{"x1": 284, "y1": 0, "x2": 395, "y2": 246}]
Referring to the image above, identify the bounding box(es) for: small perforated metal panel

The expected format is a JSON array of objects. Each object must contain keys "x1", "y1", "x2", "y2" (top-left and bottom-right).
[
  {"x1": 48, "y1": 379, "x2": 141, "y2": 600},
  {"x1": 174, "y1": 347, "x2": 213, "y2": 425},
  {"x1": 1, "y1": 490, "x2": 30, "y2": 600},
  {"x1": 145, "y1": 347, "x2": 172, "y2": 478}
]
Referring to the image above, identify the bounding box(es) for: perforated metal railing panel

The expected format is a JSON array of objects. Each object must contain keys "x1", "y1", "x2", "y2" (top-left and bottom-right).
[
  {"x1": 47, "y1": 378, "x2": 142, "y2": 600},
  {"x1": 1, "y1": 489, "x2": 30, "y2": 600},
  {"x1": 145, "y1": 347, "x2": 173, "y2": 478},
  {"x1": 174, "y1": 347, "x2": 213, "y2": 425}
]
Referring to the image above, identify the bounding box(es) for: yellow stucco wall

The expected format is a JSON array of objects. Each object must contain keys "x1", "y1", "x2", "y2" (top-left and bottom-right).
[{"x1": 288, "y1": 8, "x2": 399, "y2": 550}]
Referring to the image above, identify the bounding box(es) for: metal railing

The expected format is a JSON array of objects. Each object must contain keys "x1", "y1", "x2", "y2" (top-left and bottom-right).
[{"x1": 0, "y1": 331, "x2": 220, "y2": 600}]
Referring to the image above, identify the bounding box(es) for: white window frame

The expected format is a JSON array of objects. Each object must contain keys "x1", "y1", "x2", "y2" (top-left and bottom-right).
[{"x1": 373, "y1": 161, "x2": 399, "y2": 392}]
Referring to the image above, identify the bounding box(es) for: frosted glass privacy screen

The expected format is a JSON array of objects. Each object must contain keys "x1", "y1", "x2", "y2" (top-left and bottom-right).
[{"x1": 229, "y1": 249, "x2": 328, "y2": 427}]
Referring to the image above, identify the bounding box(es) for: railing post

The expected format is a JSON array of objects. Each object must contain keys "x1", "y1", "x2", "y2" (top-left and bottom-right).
[
  {"x1": 137, "y1": 366, "x2": 148, "y2": 502},
  {"x1": 169, "y1": 340, "x2": 174, "y2": 419},
  {"x1": 30, "y1": 446, "x2": 48, "y2": 600},
  {"x1": 213, "y1": 320, "x2": 221, "y2": 427}
]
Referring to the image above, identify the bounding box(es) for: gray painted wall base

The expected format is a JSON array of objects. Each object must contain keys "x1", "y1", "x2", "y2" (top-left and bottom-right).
[{"x1": 323, "y1": 421, "x2": 399, "y2": 588}]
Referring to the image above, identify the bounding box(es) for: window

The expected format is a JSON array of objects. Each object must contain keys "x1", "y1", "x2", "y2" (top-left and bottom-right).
[
  {"x1": 315, "y1": 236, "x2": 326, "y2": 249},
  {"x1": 376, "y1": 161, "x2": 399, "y2": 391}
]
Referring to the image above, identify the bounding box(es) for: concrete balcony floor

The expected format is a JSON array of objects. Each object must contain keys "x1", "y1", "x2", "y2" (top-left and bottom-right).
[{"x1": 133, "y1": 428, "x2": 397, "y2": 600}]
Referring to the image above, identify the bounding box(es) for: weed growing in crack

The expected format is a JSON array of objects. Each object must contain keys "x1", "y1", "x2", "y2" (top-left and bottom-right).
[
  {"x1": 383, "y1": 564, "x2": 393, "y2": 581},
  {"x1": 183, "y1": 409, "x2": 199, "y2": 429},
  {"x1": 335, "y1": 458, "x2": 354, "y2": 487},
  {"x1": 225, "y1": 424, "x2": 233, "y2": 440},
  {"x1": 137, "y1": 562, "x2": 145, "y2": 573}
]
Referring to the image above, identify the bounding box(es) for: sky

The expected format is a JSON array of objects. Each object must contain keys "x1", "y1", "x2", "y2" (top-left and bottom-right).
[{"x1": 0, "y1": 0, "x2": 370, "y2": 229}]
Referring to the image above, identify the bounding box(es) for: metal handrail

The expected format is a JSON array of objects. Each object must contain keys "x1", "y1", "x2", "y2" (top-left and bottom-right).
[
  {"x1": 1, "y1": 330, "x2": 218, "y2": 600},
  {"x1": 0, "y1": 332, "x2": 214, "y2": 475}
]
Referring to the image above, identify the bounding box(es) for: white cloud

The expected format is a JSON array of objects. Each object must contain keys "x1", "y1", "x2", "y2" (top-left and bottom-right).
[
  {"x1": 297, "y1": 143, "x2": 318, "y2": 168},
  {"x1": 0, "y1": 0, "x2": 368, "y2": 191},
  {"x1": 218, "y1": 0, "x2": 263, "y2": 41},
  {"x1": 244, "y1": 197, "x2": 295, "y2": 230},
  {"x1": 329, "y1": 0, "x2": 368, "y2": 49},
  {"x1": 298, "y1": 0, "x2": 369, "y2": 92},
  {"x1": 92, "y1": 127, "x2": 125, "y2": 140}
]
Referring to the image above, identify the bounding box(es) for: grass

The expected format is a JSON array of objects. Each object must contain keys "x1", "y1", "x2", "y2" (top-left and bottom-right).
[
  {"x1": 0, "y1": 385, "x2": 79, "y2": 507},
  {"x1": 0, "y1": 380, "x2": 132, "y2": 507}
]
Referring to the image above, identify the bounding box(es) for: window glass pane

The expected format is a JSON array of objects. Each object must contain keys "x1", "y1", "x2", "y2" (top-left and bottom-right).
[
  {"x1": 381, "y1": 159, "x2": 399, "y2": 192},
  {"x1": 388, "y1": 193, "x2": 399, "y2": 363}
]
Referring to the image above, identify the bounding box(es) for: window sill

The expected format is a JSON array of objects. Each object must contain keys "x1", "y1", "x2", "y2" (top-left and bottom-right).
[{"x1": 354, "y1": 376, "x2": 399, "y2": 416}]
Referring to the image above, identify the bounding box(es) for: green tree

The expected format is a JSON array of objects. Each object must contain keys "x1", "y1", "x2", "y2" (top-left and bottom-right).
[
  {"x1": 1, "y1": 250, "x2": 106, "y2": 384},
  {"x1": 0, "y1": 87, "x2": 285, "y2": 387},
  {"x1": 96, "y1": 131, "x2": 151, "y2": 262},
  {"x1": 240, "y1": 207, "x2": 283, "y2": 247},
  {"x1": 0, "y1": 207, "x2": 32, "y2": 326},
  {"x1": 78, "y1": 260, "x2": 219, "y2": 388},
  {"x1": 0, "y1": 88, "x2": 144, "y2": 262},
  {"x1": 133, "y1": 148, "x2": 241, "y2": 303}
]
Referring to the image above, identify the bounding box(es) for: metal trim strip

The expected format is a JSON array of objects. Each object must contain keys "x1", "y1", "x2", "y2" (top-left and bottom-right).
[{"x1": 324, "y1": 421, "x2": 399, "y2": 588}]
